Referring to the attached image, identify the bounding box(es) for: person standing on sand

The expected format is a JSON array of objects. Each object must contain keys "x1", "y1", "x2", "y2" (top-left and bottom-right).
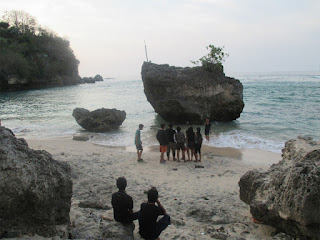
[
  {"x1": 135, "y1": 124, "x2": 144, "y2": 161},
  {"x1": 156, "y1": 124, "x2": 168, "y2": 164},
  {"x1": 194, "y1": 127, "x2": 203, "y2": 162},
  {"x1": 204, "y1": 118, "x2": 212, "y2": 142},
  {"x1": 186, "y1": 126, "x2": 195, "y2": 161},
  {"x1": 111, "y1": 177, "x2": 139, "y2": 223},
  {"x1": 165, "y1": 123, "x2": 176, "y2": 161},
  {"x1": 174, "y1": 126, "x2": 185, "y2": 162},
  {"x1": 138, "y1": 187, "x2": 170, "y2": 240}
]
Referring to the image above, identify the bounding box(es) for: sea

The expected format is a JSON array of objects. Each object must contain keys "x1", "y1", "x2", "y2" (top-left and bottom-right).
[{"x1": 0, "y1": 72, "x2": 319, "y2": 153}]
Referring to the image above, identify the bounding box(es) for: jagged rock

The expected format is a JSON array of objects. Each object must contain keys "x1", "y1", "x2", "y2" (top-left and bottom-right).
[
  {"x1": 72, "y1": 108, "x2": 126, "y2": 132},
  {"x1": 187, "y1": 206, "x2": 236, "y2": 224},
  {"x1": 239, "y1": 137, "x2": 320, "y2": 239},
  {"x1": 100, "y1": 222, "x2": 134, "y2": 240},
  {"x1": 78, "y1": 200, "x2": 111, "y2": 210},
  {"x1": 141, "y1": 62, "x2": 244, "y2": 123},
  {"x1": 93, "y1": 74, "x2": 104, "y2": 81},
  {"x1": 0, "y1": 127, "x2": 72, "y2": 238}
]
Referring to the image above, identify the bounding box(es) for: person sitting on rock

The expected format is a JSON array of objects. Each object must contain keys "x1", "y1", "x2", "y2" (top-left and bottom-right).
[
  {"x1": 138, "y1": 187, "x2": 170, "y2": 240},
  {"x1": 111, "y1": 177, "x2": 139, "y2": 223}
]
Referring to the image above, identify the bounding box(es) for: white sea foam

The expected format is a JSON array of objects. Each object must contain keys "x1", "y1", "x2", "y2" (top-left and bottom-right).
[{"x1": 207, "y1": 132, "x2": 284, "y2": 153}]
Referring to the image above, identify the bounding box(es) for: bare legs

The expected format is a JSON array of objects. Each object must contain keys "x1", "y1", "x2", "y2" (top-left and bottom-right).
[{"x1": 137, "y1": 149, "x2": 143, "y2": 161}]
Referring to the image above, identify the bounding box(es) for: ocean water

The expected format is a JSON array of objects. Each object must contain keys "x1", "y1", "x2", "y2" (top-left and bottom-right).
[{"x1": 0, "y1": 72, "x2": 319, "y2": 153}]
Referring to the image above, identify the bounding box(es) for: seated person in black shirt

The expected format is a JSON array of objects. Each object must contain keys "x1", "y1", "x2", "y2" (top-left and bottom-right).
[
  {"x1": 139, "y1": 187, "x2": 170, "y2": 240},
  {"x1": 111, "y1": 177, "x2": 138, "y2": 223}
]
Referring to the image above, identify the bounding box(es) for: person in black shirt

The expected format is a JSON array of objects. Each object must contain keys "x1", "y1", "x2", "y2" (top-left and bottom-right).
[
  {"x1": 204, "y1": 118, "x2": 212, "y2": 142},
  {"x1": 139, "y1": 187, "x2": 170, "y2": 240},
  {"x1": 186, "y1": 126, "x2": 195, "y2": 161},
  {"x1": 165, "y1": 123, "x2": 177, "y2": 161},
  {"x1": 111, "y1": 177, "x2": 138, "y2": 223},
  {"x1": 156, "y1": 124, "x2": 169, "y2": 163}
]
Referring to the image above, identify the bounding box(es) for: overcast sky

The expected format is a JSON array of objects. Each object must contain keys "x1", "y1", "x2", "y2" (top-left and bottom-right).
[{"x1": 1, "y1": 0, "x2": 320, "y2": 77}]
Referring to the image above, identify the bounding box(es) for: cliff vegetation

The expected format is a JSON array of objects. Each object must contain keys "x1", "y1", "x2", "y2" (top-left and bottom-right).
[{"x1": 0, "y1": 10, "x2": 80, "y2": 91}]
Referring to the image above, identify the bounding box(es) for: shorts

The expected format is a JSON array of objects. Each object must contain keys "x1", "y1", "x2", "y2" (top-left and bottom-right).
[
  {"x1": 167, "y1": 142, "x2": 176, "y2": 152},
  {"x1": 205, "y1": 131, "x2": 210, "y2": 136},
  {"x1": 188, "y1": 141, "x2": 195, "y2": 149},
  {"x1": 136, "y1": 144, "x2": 143, "y2": 151},
  {"x1": 176, "y1": 142, "x2": 185, "y2": 150},
  {"x1": 195, "y1": 144, "x2": 202, "y2": 153},
  {"x1": 160, "y1": 145, "x2": 167, "y2": 153}
]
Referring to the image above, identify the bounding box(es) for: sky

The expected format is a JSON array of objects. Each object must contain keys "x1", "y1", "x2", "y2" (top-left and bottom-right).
[{"x1": 1, "y1": 0, "x2": 320, "y2": 77}]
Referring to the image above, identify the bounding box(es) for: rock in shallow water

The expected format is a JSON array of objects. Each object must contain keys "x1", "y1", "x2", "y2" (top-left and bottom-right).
[
  {"x1": 239, "y1": 137, "x2": 320, "y2": 239},
  {"x1": 72, "y1": 107, "x2": 126, "y2": 132},
  {"x1": 0, "y1": 126, "x2": 72, "y2": 238},
  {"x1": 141, "y1": 62, "x2": 244, "y2": 123}
]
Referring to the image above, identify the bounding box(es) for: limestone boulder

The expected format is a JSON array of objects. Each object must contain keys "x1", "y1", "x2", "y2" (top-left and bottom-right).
[
  {"x1": 239, "y1": 137, "x2": 320, "y2": 239},
  {"x1": 72, "y1": 108, "x2": 126, "y2": 132},
  {"x1": 141, "y1": 62, "x2": 244, "y2": 123},
  {"x1": 0, "y1": 127, "x2": 72, "y2": 238}
]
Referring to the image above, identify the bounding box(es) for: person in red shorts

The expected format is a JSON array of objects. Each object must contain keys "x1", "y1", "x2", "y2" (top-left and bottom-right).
[{"x1": 156, "y1": 124, "x2": 168, "y2": 164}]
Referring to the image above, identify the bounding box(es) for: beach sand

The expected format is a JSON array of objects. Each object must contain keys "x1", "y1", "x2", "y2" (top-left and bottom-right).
[{"x1": 24, "y1": 137, "x2": 281, "y2": 239}]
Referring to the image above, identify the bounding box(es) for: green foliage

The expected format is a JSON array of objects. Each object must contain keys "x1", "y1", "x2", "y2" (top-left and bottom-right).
[
  {"x1": 0, "y1": 11, "x2": 80, "y2": 90},
  {"x1": 191, "y1": 44, "x2": 229, "y2": 73}
]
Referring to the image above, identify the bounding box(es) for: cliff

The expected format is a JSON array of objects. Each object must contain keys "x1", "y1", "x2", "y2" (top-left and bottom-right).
[{"x1": 0, "y1": 21, "x2": 81, "y2": 91}]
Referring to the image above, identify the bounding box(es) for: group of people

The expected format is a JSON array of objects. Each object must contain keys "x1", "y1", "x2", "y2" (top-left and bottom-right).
[
  {"x1": 112, "y1": 177, "x2": 170, "y2": 240},
  {"x1": 134, "y1": 119, "x2": 212, "y2": 164}
]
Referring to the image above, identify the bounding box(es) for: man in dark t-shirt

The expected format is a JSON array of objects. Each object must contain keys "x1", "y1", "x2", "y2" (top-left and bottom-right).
[
  {"x1": 139, "y1": 187, "x2": 170, "y2": 240},
  {"x1": 111, "y1": 177, "x2": 138, "y2": 223}
]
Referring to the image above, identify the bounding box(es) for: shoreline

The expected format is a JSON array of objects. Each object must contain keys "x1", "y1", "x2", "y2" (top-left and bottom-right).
[
  {"x1": 26, "y1": 136, "x2": 281, "y2": 167},
  {"x1": 22, "y1": 136, "x2": 282, "y2": 239}
]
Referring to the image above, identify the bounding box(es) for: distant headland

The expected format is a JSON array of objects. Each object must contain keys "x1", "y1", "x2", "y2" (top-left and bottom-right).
[{"x1": 0, "y1": 10, "x2": 102, "y2": 92}]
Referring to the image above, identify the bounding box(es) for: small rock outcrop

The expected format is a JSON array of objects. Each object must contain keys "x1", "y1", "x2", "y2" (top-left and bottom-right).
[
  {"x1": 239, "y1": 137, "x2": 320, "y2": 239},
  {"x1": 93, "y1": 74, "x2": 104, "y2": 81},
  {"x1": 80, "y1": 74, "x2": 104, "y2": 84},
  {"x1": 72, "y1": 108, "x2": 126, "y2": 132},
  {"x1": 141, "y1": 62, "x2": 244, "y2": 123},
  {"x1": 0, "y1": 127, "x2": 72, "y2": 238}
]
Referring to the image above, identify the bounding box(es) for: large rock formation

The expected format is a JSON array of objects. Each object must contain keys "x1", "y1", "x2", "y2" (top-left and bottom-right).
[
  {"x1": 0, "y1": 127, "x2": 72, "y2": 238},
  {"x1": 141, "y1": 62, "x2": 244, "y2": 123},
  {"x1": 72, "y1": 108, "x2": 126, "y2": 132},
  {"x1": 239, "y1": 137, "x2": 320, "y2": 239}
]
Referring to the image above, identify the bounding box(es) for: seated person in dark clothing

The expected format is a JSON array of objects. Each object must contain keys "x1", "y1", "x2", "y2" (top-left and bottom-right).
[
  {"x1": 139, "y1": 187, "x2": 170, "y2": 240},
  {"x1": 111, "y1": 177, "x2": 138, "y2": 223}
]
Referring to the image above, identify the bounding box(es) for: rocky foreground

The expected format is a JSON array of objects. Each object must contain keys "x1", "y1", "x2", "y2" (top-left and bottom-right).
[
  {"x1": 2, "y1": 126, "x2": 319, "y2": 239},
  {"x1": 0, "y1": 127, "x2": 72, "y2": 238},
  {"x1": 239, "y1": 137, "x2": 320, "y2": 239},
  {"x1": 141, "y1": 62, "x2": 244, "y2": 123}
]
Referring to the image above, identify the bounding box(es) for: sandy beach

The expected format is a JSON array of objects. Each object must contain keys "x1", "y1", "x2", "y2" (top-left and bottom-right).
[{"x1": 24, "y1": 137, "x2": 281, "y2": 239}]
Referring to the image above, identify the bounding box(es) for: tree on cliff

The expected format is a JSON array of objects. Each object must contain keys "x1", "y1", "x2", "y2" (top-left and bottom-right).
[
  {"x1": 2, "y1": 10, "x2": 38, "y2": 34},
  {"x1": 0, "y1": 10, "x2": 80, "y2": 91},
  {"x1": 191, "y1": 45, "x2": 229, "y2": 73}
]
